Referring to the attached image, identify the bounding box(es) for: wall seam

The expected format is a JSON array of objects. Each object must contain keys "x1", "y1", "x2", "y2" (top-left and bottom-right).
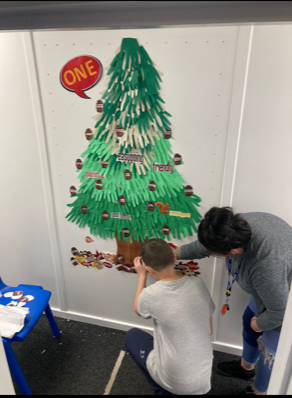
[{"x1": 22, "y1": 31, "x2": 68, "y2": 311}]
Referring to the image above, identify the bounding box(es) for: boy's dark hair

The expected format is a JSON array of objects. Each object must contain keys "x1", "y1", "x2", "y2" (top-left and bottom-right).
[
  {"x1": 141, "y1": 238, "x2": 174, "y2": 271},
  {"x1": 198, "y1": 207, "x2": 252, "y2": 255}
]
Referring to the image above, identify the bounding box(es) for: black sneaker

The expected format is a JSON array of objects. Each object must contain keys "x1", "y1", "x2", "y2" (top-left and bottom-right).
[
  {"x1": 238, "y1": 386, "x2": 255, "y2": 395},
  {"x1": 215, "y1": 359, "x2": 255, "y2": 381}
]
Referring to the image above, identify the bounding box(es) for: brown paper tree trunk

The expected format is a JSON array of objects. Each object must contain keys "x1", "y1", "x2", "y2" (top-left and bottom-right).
[{"x1": 116, "y1": 235, "x2": 147, "y2": 266}]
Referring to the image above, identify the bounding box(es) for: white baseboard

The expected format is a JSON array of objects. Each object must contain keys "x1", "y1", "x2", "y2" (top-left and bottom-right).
[
  {"x1": 212, "y1": 342, "x2": 243, "y2": 357},
  {"x1": 51, "y1": 308, "x2": 243, "y2": 356},
  {"x1": 51, "y1": 308, "x2": 154, "y2": 335}
]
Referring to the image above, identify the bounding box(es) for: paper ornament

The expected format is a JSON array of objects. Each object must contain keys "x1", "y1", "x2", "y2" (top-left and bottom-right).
[
  {"x1": 70, "y1": 186, "x2": 77, "y2": 196},
  {"x1": 71, "y1": 257, "x2": 79, "y2": 266},
  {"x1": 117, "y1": 254, "x2": 125, "y2": 264},
  {"x1": 71, "y1": 247, "x2": 79, "y2": 255},
  {"x1": 96, "y1": 100, "x2": 104, "y2": 113},
  {"x1": 124, "y1": 170, "x2": 132, "y2": 180},
  {"x1": 81, "y1": 205, "x2": 88, "y2": 214},
  {"x1": 85, "y1": 128, "x2": 93, "y2": 140},
  {"x1": 147, "y1": 201, "x2": 155, "y2": 212},
  {"x1": 164, "y1": 129, "x2": 172, "y2": 139},
  {"x1": 101, "y1": 160, "x2": 109, "y2": 169},
  {"x1": 95, "y1": 179, "x2": 103, "y2": 190},
  {"x1": 173, "y1": 153, "x2": 182, "y2": 165},
  {"x1": 119, "y1": 195, "x2": 126, "y2": 205},
  {"x1": 115, "y1": 125, "x2": 125, "y2": 138},
  {"x1": 102, "y1": 211, "x2": 109, "y2": 220},
  {"x1": 184, "y1": 185, "x2": 193, "y2": 196},
  {"x1": 162, "y1": 225, "x2": 170, "y2": 234},
  {"x1": 122, "y1": 228, "x2": 130, "y2": 237},
  {"x1": 85, "y1": 236, "x2": 94, "y2": 243},
  {"x1": 103, "y1": 262, "x2": 113, "y2": 268},
  {"x1": 148, "y1": 181, "x2": 156, "y2": 191},
  {"x1": 76, "y1": 159, "x2": 83, "y2": 169}
]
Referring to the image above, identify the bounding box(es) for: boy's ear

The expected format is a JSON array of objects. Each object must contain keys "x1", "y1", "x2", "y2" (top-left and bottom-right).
[{"x1": 145, "y1": 265, "x2": 154, "y2": 276}]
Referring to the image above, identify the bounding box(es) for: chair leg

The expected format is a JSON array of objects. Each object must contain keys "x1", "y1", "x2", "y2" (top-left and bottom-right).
[
  {"x1": 3, "y1": 339, "x2": 32, "y2": 395},
  {"x1": 45, "y1": 304, "x2": 61, "y2": 338}
]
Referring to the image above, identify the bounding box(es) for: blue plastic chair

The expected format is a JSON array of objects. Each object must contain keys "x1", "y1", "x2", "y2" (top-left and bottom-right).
[{"x1": 0, "y1": 277, "x2": 61, "y2": 395}]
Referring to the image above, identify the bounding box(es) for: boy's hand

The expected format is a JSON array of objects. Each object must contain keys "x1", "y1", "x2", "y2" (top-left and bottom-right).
[{"x1": 134, "y1": 256, "x2": 147, "y2": 277}]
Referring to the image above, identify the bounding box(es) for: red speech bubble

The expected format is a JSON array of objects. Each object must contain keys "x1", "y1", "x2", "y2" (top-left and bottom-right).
[{"x1": 60, "y1": 55, "x2": 102, "y2": 99}]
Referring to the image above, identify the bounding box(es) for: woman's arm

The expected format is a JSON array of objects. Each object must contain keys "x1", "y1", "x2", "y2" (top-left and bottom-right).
[{"x1": 174, "y1": 241, "x2": 208, "y2": 260}]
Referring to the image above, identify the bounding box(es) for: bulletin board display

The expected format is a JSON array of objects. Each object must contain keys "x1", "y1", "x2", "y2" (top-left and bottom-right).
[{"x1": 33, "y1": 26, "x2": 239, "y2": 328}]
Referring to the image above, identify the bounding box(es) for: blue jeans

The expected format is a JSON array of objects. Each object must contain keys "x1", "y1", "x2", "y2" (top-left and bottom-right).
[
  {"x1": 242, "y1": 296, "x2": 280, "y2": 393},
  {"x1": 125, "y1": 328, "x2": 172, "y2": 395}
]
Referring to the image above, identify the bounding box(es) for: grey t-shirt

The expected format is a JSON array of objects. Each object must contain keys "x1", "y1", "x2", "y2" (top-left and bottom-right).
[
  {"x1": 181, "y1": 212, "x2": 292, "y2": 332},
  {"x1": 138, "y1": 276, "x2": 215, "y2": 395}
]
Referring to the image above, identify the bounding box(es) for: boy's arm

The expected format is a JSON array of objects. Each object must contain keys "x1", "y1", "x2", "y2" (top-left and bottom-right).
[
  {"x1": 134, "y1": 274, "x2": 147, "y2": 316},
  {"x1": 133, "y1": 256, "x2": 148, "y2": 317},
  {"x1": 209, "y1": 316, "x2": 213, "y2": 336}
]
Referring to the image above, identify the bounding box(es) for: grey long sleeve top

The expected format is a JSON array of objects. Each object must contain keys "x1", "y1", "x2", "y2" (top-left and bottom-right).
[{"x1": 181, "y1": 212, "x2": 292, "y2": 332}]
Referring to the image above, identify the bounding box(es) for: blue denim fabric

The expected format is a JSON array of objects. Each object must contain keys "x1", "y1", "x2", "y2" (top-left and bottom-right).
[
  {"x1": 125, "y1": 328, "x2": 172, "y2": 395},
  {"x1": 242, "y1": 296, "x2": 280, "y2": 393}
]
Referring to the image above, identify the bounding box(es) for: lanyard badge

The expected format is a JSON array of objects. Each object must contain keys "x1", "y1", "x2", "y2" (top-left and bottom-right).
[{"x1": 221, "y1": 250, "x2": 246, "y2": 315}]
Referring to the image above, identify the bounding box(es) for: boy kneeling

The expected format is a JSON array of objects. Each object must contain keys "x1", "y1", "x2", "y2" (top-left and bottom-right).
[{"x1": 125, "y1": 238, "x2": 215, "y2": 395}]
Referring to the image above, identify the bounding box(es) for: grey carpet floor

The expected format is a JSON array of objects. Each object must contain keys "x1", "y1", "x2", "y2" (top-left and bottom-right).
[{"x1": 9, "y1": 315, "x2": 252, "y2": 395}]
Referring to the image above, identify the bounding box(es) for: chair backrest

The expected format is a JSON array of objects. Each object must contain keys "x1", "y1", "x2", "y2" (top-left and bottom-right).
[{"x1": 0, "y1": 277, "x2": 7, "y2": 292}]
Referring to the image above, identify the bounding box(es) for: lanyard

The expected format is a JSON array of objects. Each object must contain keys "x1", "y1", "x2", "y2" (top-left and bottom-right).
[{"x1": 221, "y1": 249, "x2": 246, "y2": 315}]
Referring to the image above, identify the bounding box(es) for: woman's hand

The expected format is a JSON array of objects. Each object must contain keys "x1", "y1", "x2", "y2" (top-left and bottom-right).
[
  {"x1": 134, "y1": 256, "x2": 147, "y2": 277},
  {"x1": 250, "y1": 316, "x2": 263, "y2": 333}
]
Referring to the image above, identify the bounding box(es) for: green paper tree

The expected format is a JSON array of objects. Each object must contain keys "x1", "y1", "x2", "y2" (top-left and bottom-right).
[{"x1": 66, "y1": 38, "x2": 202, "y2": 248}]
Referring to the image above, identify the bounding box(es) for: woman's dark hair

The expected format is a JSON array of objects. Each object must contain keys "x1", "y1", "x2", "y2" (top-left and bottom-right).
[
  {"x1": 197, "y1": 207, "x2": 252, "y2": 255},
  {"x1": 141, "y1": 238, "x2": 174, "y2": 271}
]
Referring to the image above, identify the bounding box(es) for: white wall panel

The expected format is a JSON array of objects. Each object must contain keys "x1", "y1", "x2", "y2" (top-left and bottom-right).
[
  {"x1": 0, "y1": 33, "x2": 60, "y2": 308},
  {"x1": 215, "y1": 24, "x2": 292, "y2": 351},
  {"x1": 232, "y1": 25, "x2": 292, "y2": 223}
]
